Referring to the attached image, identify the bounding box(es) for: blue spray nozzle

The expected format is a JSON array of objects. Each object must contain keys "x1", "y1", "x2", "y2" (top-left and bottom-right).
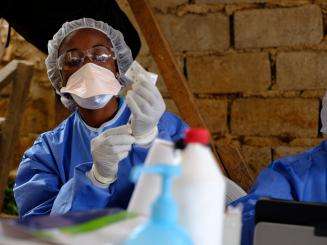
[
  {"x1": 130, "y1": 164, "x2": 181, "y2": 183},
  {"x1": 130, "y1": 164, "x2": 181, "y2": 223}
]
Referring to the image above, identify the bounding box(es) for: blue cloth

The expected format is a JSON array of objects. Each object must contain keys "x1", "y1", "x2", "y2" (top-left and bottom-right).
[
  {"x1": 14, "y1": 98, "x2": 188, "y2": 221},
  {"x1": 230, "y1": 140, "x2": 327, "y2": 245}
]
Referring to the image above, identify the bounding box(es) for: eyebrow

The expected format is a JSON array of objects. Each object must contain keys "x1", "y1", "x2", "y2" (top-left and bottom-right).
[
  {"x1": 93, "y1": 44, "x2": 112, "y2": 49},
  {"x1": 65, "y1": 48, "x2": 79, "y2": 53},
  {"x1": 64, "y1": 44, "x2": 112, "y2": 53}
]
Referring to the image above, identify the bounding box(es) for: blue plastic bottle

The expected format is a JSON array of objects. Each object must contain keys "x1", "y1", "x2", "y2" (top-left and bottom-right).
[{"x1": 125, "y1": 164, "x2": 193, "y2": 245}]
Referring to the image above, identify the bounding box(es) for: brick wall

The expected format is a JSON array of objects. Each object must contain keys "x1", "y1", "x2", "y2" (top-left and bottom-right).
[
  {"x1": 2, "y1": 0, "x2": 327, "y2": 180},
  {"x1": 119, "y1": 0, "x2": 327, "y2": 179}
]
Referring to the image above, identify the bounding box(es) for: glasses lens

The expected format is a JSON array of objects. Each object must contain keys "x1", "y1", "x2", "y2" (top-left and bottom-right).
[
  {"x1": 92, "y1": 46, "x2": 113, "y2": 63},
  {"x1": 64, "y1": 50, "x2": 84, "y2": 68}
]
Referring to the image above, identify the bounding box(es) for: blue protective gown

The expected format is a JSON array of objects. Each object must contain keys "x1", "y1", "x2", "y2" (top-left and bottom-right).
[
  {"x1": 14, "y1": 98, "x2": 188, "y2": 221},
  {"x1": 230, "y1": 141, "x2": 327, "y2": 245}
]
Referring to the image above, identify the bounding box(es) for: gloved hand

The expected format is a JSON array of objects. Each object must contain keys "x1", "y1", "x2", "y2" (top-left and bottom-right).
[
  {"x1": 126, "y1": 80, "x2": 166, "y2": 146},
  {"x1": 88, "y1": 124, "x2": 135, "y2": 186}
]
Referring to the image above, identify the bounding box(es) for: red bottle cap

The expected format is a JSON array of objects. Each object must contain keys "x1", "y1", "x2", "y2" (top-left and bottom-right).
[{"x1": 184, "y1": 128, "x2": 210, "y2": 144}]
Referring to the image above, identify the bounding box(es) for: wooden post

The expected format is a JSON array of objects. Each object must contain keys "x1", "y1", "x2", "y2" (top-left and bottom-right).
[
  {"x1": 0, "y1": 60, "x2": 33, "y2": 211},
  {"x1": 127, "y1": 0, "x2": 254, "y2": 190}
]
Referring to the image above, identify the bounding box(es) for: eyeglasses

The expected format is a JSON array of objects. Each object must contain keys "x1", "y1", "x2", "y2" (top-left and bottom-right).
[{"x1": 57, "y1": 45, "x2": 116, "y2": 71}]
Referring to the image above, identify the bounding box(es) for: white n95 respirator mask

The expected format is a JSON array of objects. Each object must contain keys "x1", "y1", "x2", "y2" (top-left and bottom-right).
[{"x1": 60, "y1": 63, "x2": 122, "y2": 110}]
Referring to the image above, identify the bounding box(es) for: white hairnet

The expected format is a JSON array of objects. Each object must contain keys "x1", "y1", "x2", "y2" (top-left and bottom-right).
[
  {"x1": 321, "y1": 92, "x2": 327, "y2": 134},
  {"x1": 45, "y1": 18, "x2": 133, "y2": 110}
]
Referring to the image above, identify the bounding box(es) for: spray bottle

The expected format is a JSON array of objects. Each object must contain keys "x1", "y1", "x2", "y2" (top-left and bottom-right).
[{"x1": 125, "y1": 164, "x2": 192, "y2": 245}]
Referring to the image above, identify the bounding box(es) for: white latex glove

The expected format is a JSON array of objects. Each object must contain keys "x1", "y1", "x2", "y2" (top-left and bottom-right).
[
  {"x1": 88, "y1": 124, "x2": 135, "y2": 187},
  {"x1": 126, "y1": 80, "x2": 166, "y2": 146}
]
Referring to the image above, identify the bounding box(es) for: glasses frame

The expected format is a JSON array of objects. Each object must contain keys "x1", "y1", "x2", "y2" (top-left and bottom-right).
[{"x1": 57, "y1": 45, "x2": 117, "y2": 71}]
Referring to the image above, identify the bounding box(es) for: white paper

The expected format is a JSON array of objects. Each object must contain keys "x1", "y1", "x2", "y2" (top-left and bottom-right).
[{"x1": 125, "y1": 61, "x2": 158, "y2": 85}]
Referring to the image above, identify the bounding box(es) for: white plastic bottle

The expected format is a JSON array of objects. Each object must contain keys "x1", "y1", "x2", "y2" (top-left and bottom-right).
[{"x1": 173, "y1": 128, "x2": 226, "y2": 245}]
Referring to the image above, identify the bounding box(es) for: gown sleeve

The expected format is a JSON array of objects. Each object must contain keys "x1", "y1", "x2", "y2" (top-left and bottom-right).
[
  {"x1": 229, "y1": 162, "x2": 294, "y2": 245},
  {"x1": 14, "y1": 134, "x2": 114, "y2": 221}
]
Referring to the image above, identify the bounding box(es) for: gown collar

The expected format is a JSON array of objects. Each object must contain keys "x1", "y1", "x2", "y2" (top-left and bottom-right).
[{"x1": 76, "y1": 97, "x2": 129, "y2": 134}]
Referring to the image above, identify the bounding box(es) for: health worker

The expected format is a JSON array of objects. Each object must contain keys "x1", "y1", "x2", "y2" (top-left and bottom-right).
[{"x1": 14, "y1": 18, "x2": 188, "y2": 221}]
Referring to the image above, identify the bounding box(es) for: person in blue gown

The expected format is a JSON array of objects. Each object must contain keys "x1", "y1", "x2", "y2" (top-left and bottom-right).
[
  {"x1": 14, "y1": 18, "x2": 188, "y2": 221},
  {"x1": 231, "y1": 139, "x2": 327, "y2": 245}
]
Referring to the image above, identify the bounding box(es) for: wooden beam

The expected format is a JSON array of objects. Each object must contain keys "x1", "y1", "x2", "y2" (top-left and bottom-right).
[
  {"x1": 0, "y1": 60, "x2": 19, "y2": 91},
  {"x1": 0, "y1": 60, "x2": 33, "y2": 211},
  {"x1": 217, "y1": 143, "x2": 254, "y2": 191},
  {"x1": 127, "y1": 0, "x2": 255, "y2": 190}
]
